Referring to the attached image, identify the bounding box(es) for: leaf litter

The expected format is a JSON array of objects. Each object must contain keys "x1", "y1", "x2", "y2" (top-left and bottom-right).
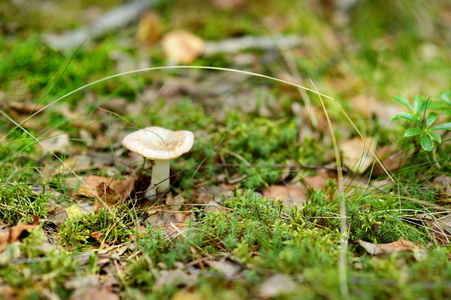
[
  {"x1": 358, "y1": 238, "x2": 427, "y2": 260},
  {"x1": 1, "y1": 0, "x2": 451, "y2": 299},
  {"x1": 0, "y1": 215, "x2": 39, "y2": 252}
]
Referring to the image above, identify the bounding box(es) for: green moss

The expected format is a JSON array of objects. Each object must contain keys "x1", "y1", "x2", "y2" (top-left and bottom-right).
[
  {"x1": 1, "y1": 0, "x2": 451, "y2": 298},
  {"x1": 59, "y1": 206, "x2": 137, "y2": 248},
  {"x1": 0, "y1": 180, "x2": 48, "y2": 226},
  {"x1": 0, "y1": 230, "x2": 83, "y2": 299}
]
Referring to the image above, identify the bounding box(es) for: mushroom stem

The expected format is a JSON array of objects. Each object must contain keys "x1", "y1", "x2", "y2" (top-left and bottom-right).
[{"x1": 145, "y1": 160, "x2": 171, "y2": 199}]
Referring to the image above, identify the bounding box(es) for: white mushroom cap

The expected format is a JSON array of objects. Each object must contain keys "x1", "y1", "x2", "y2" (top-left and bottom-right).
[{"x1": 122, "y1": 126, "x2": 194, "y2": 161}]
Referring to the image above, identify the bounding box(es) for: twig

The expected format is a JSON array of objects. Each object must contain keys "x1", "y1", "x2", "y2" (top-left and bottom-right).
[
  {"x1": 43, "y1": 0, "x2": 165, "y2": 51},
  {"x1": 203, "y1": 34, "x2": 302, "y2": 55}
]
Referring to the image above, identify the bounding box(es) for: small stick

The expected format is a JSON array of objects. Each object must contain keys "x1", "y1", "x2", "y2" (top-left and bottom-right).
[
  {"x1": 203, "y1": 34, "x2": 302, "y2": 55},
  {"x1": 43, "y1": 0, "x2": 163, "y2": 50}
]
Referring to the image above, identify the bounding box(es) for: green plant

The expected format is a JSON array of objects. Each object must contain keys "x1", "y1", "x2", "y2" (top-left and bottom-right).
[
  {"x1": 0, "y1": 229, "x2": 80, "y2": 299},
  {"x1": 0, "y1": 180, "x2": 48, "y2": 225},
  {"x1": 59, "y1": 206, "x2": 137, "y2": 248},
  {"x1": 391, "y1": 94, "x2": 451, "y2": 151}
]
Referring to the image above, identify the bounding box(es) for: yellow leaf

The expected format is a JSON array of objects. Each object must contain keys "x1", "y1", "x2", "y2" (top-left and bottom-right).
[
  {"x1": 66, "y1": 204, "x2": 84, "y2": 220},
  {"x1": 339, "y1": 137, "x2": 376, "y2": 174},
  {"x1": 162, "y1": 30, "x2": 204, "y2": 64}
]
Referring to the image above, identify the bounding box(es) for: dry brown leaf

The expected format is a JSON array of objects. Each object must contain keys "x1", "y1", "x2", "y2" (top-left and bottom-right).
[
  {"x1": 162, "y1": 30, "x2": 204, "y2": 64},
  {"x1": 438, "y1": 215, "x2": 451, "y2": 236},
  {"x1": 91, "y1": 231, "x2": 110, "y2": 248},
  {"x1": 379, "y1": 238, "x2": 426, "y2": 253},
  {"x1": 76, "y1": 175, "x2": 106, "y2": 198},
  {"x1": 433, "y1": 174, "x2": 451, "y2": 199},
  {"x1": 349, "y1": 95, "x2": 374, "y2": 119},
  {"x1": 2, "y1": 101, "x2": 44, "y2": 115},
  {"x1": 8, "y1": 215, "x2": 39, "y2": 242},
  {"x1": 0, "y1": 215, "x2": 39, "y2": 252},
  {"x1": 339, "y1": 137, "x2": 376, "y2": 174},
  {"x1": 3, "y1": 102, "x2": 43, "y2": 128},
  {"x1": 76, "y1": 175, "x2": 135, "y2": 209},
  {"x1": 372, "y1": 145, "x2": 408, "y2": 177},
  {"x1": 415, "y1": 214, "x2": 451, "y2": 245},
  {"x1": 0, "y1": 232, "x2": 8, "y2": 253},
  {"x1": 96, "y1": 182, "x2": 122, "y2": 207},
  {"x1": 301, "y1": 169, "x2": 335, "y2": 190},
  {"x1": 91, "y1": 231, "x2": 103, "y2": 243},
  {"x1": 358, "y1": 239, "x2": 383, "y2": 255},
  {"x1": 135, "y1": 11, "x2": 162, "y2": 45},
  {"x1": 0, "y1": 284, "x2": 16, "y2": 300},
  {"x1": 262, "y1": 185, "x2": 306, "y2": 207},
  {"x1": 348, "y1": 95, "x2": 400, "y2": 122},
  {"x1": 358, "y1": 238, "x2": 427, "y2": 259}
]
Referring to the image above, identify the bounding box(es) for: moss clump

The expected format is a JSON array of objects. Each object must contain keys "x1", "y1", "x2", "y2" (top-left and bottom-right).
[
  {"x1": 0, "y1": 180, "x2": 48, "y2": 226},
  {"x1": 59, "y1": 206, "x2": 137, "y2": 248}
]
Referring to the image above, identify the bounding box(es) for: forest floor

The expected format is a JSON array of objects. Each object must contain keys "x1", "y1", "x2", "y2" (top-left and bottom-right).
[{"x1": 1, "y1": 0, "x2": 451, "y2": 299}]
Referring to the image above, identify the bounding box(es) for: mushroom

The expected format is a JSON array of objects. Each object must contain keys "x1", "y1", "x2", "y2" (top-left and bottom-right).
[{"x1": 122, "y1": 126, "x2": 194, "y2": 199}]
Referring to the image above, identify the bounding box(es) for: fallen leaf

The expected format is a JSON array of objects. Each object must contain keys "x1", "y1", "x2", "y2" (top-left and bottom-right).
[
  {"x1": 162, "y1": 30, "x2": 204, "y2": 64},
  {"x1": 262, "y1": 185, "x2": 306, "y2": 207},
  {"x1": 358, "y1": 238, "x2": 427, "y2": 259},
  {"x1": 91, "y1": 232, "x2": 103, "y2": 242},
  {"x1": 91, "y1": 232, "x2": 110, "y2": 248},
  {"x1": 76, "y1": 175, "x2": 135, "y2": 208},
  {"x1": 438, "y1": 215, "x2": 451, "y2": 235},
  {"x1": 372, "y1": 145, "x2": 408, "y2": 177},
  {"x1": 257, "y1": 274, "x2": 296, "y2": 299},
  {"x1": 0, "y1": 215, "x2": 39, "y2": 252},
  {"x1": 300, "y1": 169, "x2": 335, "y2": 190},
  {"x1": 349, "y1": 95, "x2": 375, "y2": 119},
  {"x1": 433, "y1": 174, "x2": 451, "y2": 198},
  {"x1": 339, "y1": 137, "x2": 376, "y2": 174},
  {"x1": 0, "y1": 233, "x2": 8, "y2": 253},
  {"x1": 4, "y1": 101, "x2": 43, "y2": 113},
  {"x1": 2, "y1": 101, "x2": 44, "y2": 126},
  {"x1": 0, "y1": 284, "x2": 15, "y2": 300},
  {"x1": 66, "y1": 204, "x2": 87, "y2": 220},
  {"x1": 76, "y1": 175, "x2": 109, "y2": 199},
  {"x1": 406, "y1": 214, "x2": 450, "y2": 245},
  {"x1": 358, "y1": 239, "x2": 382, "y2": 255},
  {"x1": 135, "y1": 11, "x2": 162, "y2": 45},
  {"x1": 349, "y1": 95, "x2": 400, "y2": 122}
]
